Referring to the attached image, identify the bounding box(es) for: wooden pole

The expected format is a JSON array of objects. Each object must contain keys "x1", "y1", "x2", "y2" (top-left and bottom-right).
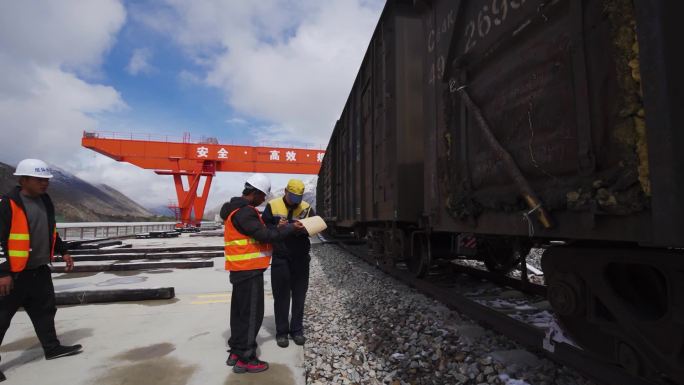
[
  {"x1": 55, "y1": 251, "x2": 222, "y2": 262},
  {"x1": 56, "y1": 287, "x2": 175, "y2": 305},
  {"x1": 51, "y1": 260, "x2": 213, "y2": 273},
  {"x1": 457, "y1": 86, "x2": 553, "y2": 229}
]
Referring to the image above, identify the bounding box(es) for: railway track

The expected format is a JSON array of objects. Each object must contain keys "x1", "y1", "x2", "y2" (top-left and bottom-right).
[{"x1": 323, "y1": 235, "x2": 662, "y2": 385}]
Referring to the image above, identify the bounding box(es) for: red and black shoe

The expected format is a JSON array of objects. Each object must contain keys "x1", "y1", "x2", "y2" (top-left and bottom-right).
[
  {"x1": 233, "y1": 358, "x2": 269, "y2": 373},
  {"x1": 226, "y1": 353, "x2": 239, "y2": 366}
]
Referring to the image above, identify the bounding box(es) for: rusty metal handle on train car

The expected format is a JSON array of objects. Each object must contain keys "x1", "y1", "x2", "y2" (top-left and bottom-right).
[{"x1": 455, "y1": 85, "x2": 554, "y2": 230}]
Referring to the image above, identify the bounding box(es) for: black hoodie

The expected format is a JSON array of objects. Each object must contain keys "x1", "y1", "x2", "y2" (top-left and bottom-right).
[
  {"x1": 262, "y1": 200, "x2": 314, "y2": 260},
  {"x1": 220, "y1": 196, "x2": 296, "y2": 282},
  {"x1": 0, "y1": 186, "x2": 68, "y2": 277}
]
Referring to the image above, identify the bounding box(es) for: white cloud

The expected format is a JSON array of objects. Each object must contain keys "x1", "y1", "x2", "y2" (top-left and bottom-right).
[
  {"x1": 70, "y1": 153, "x2": 175, "y2": 209},
  {"x1": 126, "y1": 48, "x2": 154, "y2": 75},
  {"x1": 0, "y1": 0, "x2": 126, "y2": 166},
  {"x1": 225, "y1": 117, "x2": 247, "y2": 125},
  {"x1": 0, "y1": 0, "x2": 126, "y2": 76},
  {"x1": 178, "y1": 70, "x2": 203, "y2": 86},
  {"x1": 134, "y1": 0, "x2": 384, "y2": 146},
  {"x1": 0, "y1": 67, "x2": 125, "y2": 165}
]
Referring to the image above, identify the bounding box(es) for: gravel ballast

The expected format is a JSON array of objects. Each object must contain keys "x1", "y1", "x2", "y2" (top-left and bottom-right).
[{"x1": 303, "y1": 244, "x2": 595, "y2": 385}]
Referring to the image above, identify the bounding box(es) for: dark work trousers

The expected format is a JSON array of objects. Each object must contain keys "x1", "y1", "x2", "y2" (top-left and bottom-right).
[
  {"x1": 0, "y1": 265, "x2": 60, "y2": 360},
  {"x1": 271, "y1": 255, "x2": 310, "y2": 337},
  {"x1": 228, "y1": 271, "x2": 264, "y2": 361}
]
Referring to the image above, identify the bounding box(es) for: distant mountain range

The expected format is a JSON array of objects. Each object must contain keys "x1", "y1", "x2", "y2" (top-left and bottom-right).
[{"x1": 0, "y1": 161, "x2": 162, "y2": 222}]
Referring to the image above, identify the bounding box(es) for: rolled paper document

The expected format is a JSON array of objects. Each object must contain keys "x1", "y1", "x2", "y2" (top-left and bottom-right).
[{"x1": 298, "y1": 216, "x2": 327, "y2": 236}]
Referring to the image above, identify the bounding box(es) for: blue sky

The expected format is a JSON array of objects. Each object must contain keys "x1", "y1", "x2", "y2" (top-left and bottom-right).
[
  {"x1": 0, "y1": 0, "x2": 384, "y2": 211},
  {"x1": 98, "y1": 13, "x2": 235, "y2": 140}
]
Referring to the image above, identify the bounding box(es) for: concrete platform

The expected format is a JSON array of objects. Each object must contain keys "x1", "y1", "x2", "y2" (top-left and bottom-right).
[{"x1": 0, "y1": 234, "x2": 306, "y2": 385}]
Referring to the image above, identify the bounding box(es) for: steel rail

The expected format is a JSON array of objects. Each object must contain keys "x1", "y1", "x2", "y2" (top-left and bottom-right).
[{"x1": 330, "y1": 239, "x2": 661, "y2": 385}]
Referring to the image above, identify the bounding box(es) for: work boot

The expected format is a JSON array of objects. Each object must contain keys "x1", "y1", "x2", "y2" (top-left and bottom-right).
[
  {"x1": 233, "y1": 358, "x2": 269, "y2": 373},
  {"x1": 276, "y1": 335, "x2": 289, "y2": 348},
  {"x1": 0, "y1": 369, "x2": 5, "y2": 382},
  {"x1": 292, "y1": 334, "x2": 306, "y2": 346},
  {"x1": 45, "y1": 344, "x2": 83, "y2": 360},
  {"x1": 226, "y1": 353, "x2": 239, "y2": 366}
]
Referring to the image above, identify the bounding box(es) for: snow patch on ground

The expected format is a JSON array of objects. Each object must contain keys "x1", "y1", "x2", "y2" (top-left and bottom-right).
[{"x1": 499, "y1": 373, "x2": 531, "y2": 385}]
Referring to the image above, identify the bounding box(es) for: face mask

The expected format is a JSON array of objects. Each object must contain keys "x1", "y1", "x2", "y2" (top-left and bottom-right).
[{"x1": 286, "y1": 192, "x2": 303, "y2": 204}]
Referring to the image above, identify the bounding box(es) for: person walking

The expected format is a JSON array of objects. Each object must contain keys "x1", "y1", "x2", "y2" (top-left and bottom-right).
[
  {"x1": 221, "y1": 173, "x2": 305, "y2": 373},
  {"x1": 262, "y1": 179, "x2": 314, "y2": 347},
  {"x1": 0, "y1": 159, "x2": 83, "y2": 382}
]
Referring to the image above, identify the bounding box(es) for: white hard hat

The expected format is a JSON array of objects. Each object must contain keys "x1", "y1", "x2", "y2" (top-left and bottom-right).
[
  {"x1": 245, "y1": 173, "x2": 271, "y2": 194},
  {"x1": 14, "y1": 159, "x2": 54, "y2": 179}
]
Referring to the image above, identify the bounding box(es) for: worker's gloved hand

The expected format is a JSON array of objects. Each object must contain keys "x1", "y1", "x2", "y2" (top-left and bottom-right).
[
  {"x1": 0, "y1": 275, "x2": 13, "y2": 296},
  {"x1": 292, "y1": 221, "x2": 308, "y2": 234}
]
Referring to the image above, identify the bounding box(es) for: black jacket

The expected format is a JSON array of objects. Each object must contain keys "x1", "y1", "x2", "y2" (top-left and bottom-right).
[
  {"x1": 0, "y1": 186, "x2": 68, "y2": 277},
  {"x1": 262, "y1": 202, "x2": 314, "y2": 260},
  {"x1": 219, "y1": 197, "x2": 296, "y2": 243},
  {"x1": 220, "y1": 197, "x2": 297, "y2": 282}
]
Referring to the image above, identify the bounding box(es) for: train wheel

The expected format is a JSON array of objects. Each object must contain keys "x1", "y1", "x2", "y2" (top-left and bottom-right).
[
  {"x1": 542, "y1": 246, "x2": 684, "y2": 384},
  {"x1": 481, "y1": 239, "x2": 530, "y2": 275},
  {"x1": 408, "y1": 235, "x2": 431, "y2": 278},
  {"x1": 353, "y1": 226, "x2": 367, "y2": 240},
  {"x1": 368, "y1": 231, "x2": 384, "y2": 260}
]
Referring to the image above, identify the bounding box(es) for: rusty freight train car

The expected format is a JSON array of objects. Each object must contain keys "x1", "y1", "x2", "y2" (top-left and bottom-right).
[
  {"x1": 318, "y1": 0, "x2": 425, "y2": 235},
  {"x1": 318, "y1": 0, "x2": 683, "y2": 382}
]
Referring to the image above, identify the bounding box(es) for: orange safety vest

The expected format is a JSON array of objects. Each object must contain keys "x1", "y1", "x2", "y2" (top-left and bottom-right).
[
  {"x1": 7, "y1": 199, "x2": 57, "y2": 272},
  {"x1": 224, "y1": 207, "x2": 273, "y2": 271}
]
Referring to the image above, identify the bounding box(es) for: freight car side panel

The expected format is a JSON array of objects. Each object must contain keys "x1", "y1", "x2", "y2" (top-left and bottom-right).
[
  {"x1": 359, "y1": 2, "x2": 425, "y2": 224},
  {"x1": 634, "y1": 1, "x2": 684, "y2": 247},
  {"x1": 318, "y1": 124, "x2": 338, "y2": 221},
  {"x1": 351, "y1": 77, "x2": 363, "y2": 223},
  {"x1": 371, "y1": 17, "x2": 391, "y2": 220},
  {"x1": 331, "y1": 71, "x2": 362, "y2": 226},
  {"x1": 361, "y1": 54, "x2": 374, "y2": 222},
  {"x1": 394, "y1": 14, "x2": 425, "y2": 223},
  {"x1": 370, "y1": 5, "x2": 426, "y2": 223},
  {"x1": 341, "y1": 109, "x2": 352, "y2": 223},
  {"x1": 331, "y1": 122, "x2": 342, "y2": 222},
  {"x1": 422, "y1": 0, "x2": 459, "y2": 224},
  {"x1": 424, "y1": 0, "x2": 672, "y2": 244}
]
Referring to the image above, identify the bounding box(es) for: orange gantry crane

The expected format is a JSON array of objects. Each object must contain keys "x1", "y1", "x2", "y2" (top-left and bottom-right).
[{"x1": 81, "y1": 131, "x2": 324, "y2": 228}]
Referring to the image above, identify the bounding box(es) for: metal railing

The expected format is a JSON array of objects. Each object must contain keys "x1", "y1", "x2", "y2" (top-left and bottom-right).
[{"x1": 57, "y1": 222, "x2": 176, "y2": 240}]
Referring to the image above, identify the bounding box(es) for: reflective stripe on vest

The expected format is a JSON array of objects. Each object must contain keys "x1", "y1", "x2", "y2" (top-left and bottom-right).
[
  {"x1": 225, "y1": 238, "x2": 259, "y2": 246},
  {"x1": 223, "y1": 206, "x2": 273, "y2": 271},
  {"x1": 7, "y1": 199, "x2": 57, "y2": 272},
  {"x1": 268, "y1": 197, "x2": 310, "y2": 220}
]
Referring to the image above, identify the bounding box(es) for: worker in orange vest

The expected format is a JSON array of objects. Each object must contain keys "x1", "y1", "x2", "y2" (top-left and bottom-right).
[
  {"x1": 220, "y1": 173, "x2": 306, "y2": 374},
  {"x1": 0, "y1": 159, "x2": 83, "y2": 382}
]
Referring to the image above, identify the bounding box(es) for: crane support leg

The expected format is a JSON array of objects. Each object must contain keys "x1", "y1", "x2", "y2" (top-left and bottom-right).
[{"x1": 171, "y1": 172, "x2": 213, "y2": 228}]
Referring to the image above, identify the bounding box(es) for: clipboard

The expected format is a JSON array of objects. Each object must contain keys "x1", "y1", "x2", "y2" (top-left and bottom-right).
[{"x1": 298, "y1": 216, "x2": 327, "y2": 236}]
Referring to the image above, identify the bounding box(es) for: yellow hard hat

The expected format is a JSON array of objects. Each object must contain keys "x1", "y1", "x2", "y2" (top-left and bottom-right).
[{"x1": 286, "y1": 179, "x2": 305, "y2": 195}]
